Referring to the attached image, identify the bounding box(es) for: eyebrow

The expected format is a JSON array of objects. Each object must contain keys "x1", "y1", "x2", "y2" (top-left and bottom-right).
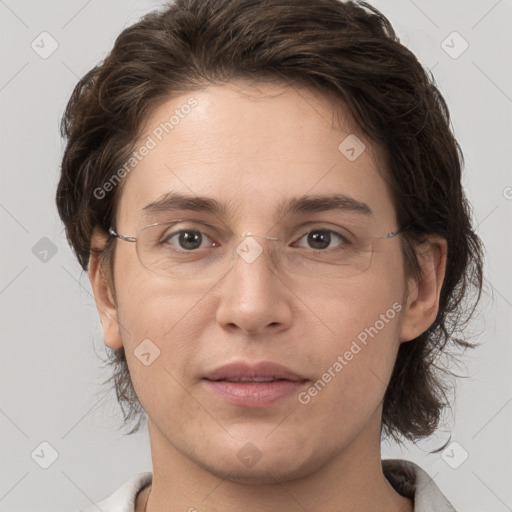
[{"x1": 141, "y1": 191, "x2": 373, "y2": 220}]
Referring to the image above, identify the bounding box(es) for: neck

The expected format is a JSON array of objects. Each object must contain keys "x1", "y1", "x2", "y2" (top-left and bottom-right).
[{"x1": 138, "y1": 415, "x2": 413, "y2": 512}]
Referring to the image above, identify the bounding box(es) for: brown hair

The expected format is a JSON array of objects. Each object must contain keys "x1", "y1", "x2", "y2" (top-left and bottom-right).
[{"x1": 56, "y1": 0, "x2": 484, "y2": 442}]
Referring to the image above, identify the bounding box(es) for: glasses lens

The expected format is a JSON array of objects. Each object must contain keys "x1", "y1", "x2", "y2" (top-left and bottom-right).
[
  {"x1": 136, "y1": 221, "x2": 376, "y2": 280},
  {"x1": 137, "y1": 222, "x2": 229, "y2": 280},
  {"x1": 280, "y1": 240, "x2": 373, "y2": 279}
]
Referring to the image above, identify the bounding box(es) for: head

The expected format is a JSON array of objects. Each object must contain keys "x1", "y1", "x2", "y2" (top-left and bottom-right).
[{"x1": 56, "y1": 0, "x2": 483, "y2": 474}]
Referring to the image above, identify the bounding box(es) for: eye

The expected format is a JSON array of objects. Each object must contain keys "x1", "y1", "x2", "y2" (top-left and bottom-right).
[
  {"x1": 162, "y1": 229, "x2": 219, "y2": 251},
  {"x1": 293, "y1": 229, "x2": 348, "y2": 250}
]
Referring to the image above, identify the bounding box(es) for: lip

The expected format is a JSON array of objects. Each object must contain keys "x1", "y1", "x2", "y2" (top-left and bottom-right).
[
  {"x1": 203, "y1": 361, "x2": 306, "y2": 381},
  {"x1": 202, "y1": 361, "x2": 309, "y2": 408}
]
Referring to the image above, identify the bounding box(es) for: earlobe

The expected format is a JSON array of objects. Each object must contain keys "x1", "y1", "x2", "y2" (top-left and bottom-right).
[
  {"x1": 88, "y1": 228, "x2": 123, "y2": 350},
  {"x1": 399, "y1": 237, "x2": 448, "y2": 343}
]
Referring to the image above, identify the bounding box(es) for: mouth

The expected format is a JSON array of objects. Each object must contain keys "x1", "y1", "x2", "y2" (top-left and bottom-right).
[
  {"x1": 209, "y1": 376, "x2": 287, "y2": 382},
  {"x1": 203, "y1": 361, "x2": 306, "y2": 381},
  {"x1": 202, "y1": 361, "x2": 309, "y2": 408}
]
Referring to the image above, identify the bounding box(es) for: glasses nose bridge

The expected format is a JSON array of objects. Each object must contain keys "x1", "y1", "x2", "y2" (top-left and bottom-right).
[
  {"x1": 239, "y1": 232, "x2": 280, "y2": 241},
  {"x1": 238, "y1": 232, "x2": 281, "y2": 253},
  {"x1": 229, "y1": 231, "x2": 282, "y2": 271}
]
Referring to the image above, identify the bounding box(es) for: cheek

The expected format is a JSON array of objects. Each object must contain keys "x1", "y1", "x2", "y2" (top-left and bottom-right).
[
  {"x1": 114, "y1": 242, "x2": 207, "y2": 341},
  {"x1": 307, "y1": 253, "x2": 405, "y2": 349},
  {"x1": 114, "y1": 277, "x2": 212, "y2": 421},
  {"x1": 117, "y1": 274, "x2": 210, "y2": 349},
  {"x1": 297, "y1": 305, "x2": 403, "y2": 440},
  {"x1": 299, "y1": 257, "x2": 405, "y2": 411},
  {"x1": 113, "y1": 259, "x2": 212, "y2": 393}
]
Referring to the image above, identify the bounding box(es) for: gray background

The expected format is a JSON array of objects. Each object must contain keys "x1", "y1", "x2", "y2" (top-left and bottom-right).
[{"x1": 0, "y1": 0, "x2": 510, "y2": 510}]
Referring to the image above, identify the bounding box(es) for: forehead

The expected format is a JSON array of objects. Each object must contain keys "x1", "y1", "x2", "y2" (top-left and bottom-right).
[{"x1": 115, "y1": 81, "x2": 396, "y2": 229}]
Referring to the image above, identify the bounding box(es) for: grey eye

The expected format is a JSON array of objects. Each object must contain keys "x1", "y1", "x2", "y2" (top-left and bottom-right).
[{"x1": 295, "y1": 229, "x2": 346, "y2": 250}]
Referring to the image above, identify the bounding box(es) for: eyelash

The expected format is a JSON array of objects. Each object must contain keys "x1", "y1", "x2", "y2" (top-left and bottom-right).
[{"x1": 161, "y1": 226, "x2": 351, "y2": 251}]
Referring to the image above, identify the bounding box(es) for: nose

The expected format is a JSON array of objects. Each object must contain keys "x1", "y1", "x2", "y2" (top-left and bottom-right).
[{"x1": 214, "y1": 236, "x2": 293, "y2": 335}]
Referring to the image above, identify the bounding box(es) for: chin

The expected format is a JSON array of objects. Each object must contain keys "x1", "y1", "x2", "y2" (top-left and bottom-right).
[
  {"x1": 201, "y1": 454, "x2": 319, "y2": 485},
  {"x1": 192, "y1": 434, "x2": 328, "y2": 485}
]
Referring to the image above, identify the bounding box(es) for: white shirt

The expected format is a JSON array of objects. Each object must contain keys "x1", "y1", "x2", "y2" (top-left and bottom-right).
[{"x1": 80, "y1": 458, "x2": 456, "y2": 511}]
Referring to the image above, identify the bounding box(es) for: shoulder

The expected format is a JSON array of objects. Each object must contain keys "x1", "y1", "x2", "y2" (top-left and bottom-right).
[
  {"x1": 382, "y1": 458, "x2": 457, "y2": 512},
  {"x1": 79, "y1": 472, "x2": 153, "y2": 512}
]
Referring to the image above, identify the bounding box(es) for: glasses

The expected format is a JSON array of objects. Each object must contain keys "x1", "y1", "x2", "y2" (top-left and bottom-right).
[{"x1": 109, "y1": 218, "x2": 406, "y2": 281}]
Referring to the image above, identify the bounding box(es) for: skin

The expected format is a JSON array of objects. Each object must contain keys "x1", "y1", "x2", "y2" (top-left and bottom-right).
[{"x1": 89, "y1": 80, "x2": 447, "y2": 512}]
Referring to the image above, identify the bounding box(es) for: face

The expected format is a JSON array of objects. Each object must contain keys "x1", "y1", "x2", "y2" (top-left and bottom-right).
[{"x1": 93, "y1": 80, "x2": 430, "y2": 483}]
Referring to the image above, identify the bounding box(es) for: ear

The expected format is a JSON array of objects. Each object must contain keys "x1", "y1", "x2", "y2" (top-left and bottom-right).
[
  {"x1": 88, "y1": 227, "x2": 123, "y2": 350},
  {"x1": 399, "y1": 236, "x2": 448, "y2": 343}
]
